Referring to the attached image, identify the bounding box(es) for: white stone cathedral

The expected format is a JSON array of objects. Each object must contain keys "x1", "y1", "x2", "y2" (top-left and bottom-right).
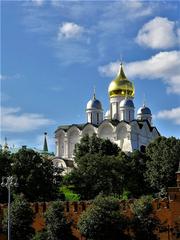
[{"x1": 53, "y1": 64, "x2": 160, "y2": 172}]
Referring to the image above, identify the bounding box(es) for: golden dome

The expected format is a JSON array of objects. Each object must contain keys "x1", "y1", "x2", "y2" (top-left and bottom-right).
[{"x1": 108, "y1": 64, "x2": 135, "y2": 98}]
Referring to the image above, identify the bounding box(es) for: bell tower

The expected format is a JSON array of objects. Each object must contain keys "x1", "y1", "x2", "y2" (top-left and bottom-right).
[{"x1": 108, "y1": 63, "x2": 135, "y2": 121}]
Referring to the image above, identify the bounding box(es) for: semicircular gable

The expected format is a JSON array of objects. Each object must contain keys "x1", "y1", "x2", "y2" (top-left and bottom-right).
[
  {"x1": 56, "y1": 131, "x2": 65, "y2": 157},
  {"x1": 98, "y1": 121, "x2": 114, "y2": 140},
  {"x1": 82, "y1": 124, "x2": 96, "y2": 136},
  {"x1": 67, "y1": 126, "x2": 81, "y2": 158},
  {"x1": 116, "y1": 123, "x2": 128, "y2": 140},
  {"x1": 67, "y1": 125, "x2": 81, "y2": 137},
  {"x1": 116, "y1": 121, "x2": 130, "y2": 131},
  {"x1": 55, "y1": 129, "x2": 66, "y2": 138},
  {"x1": 53, "y1": 158, "x2": 67, "y2": 169}
]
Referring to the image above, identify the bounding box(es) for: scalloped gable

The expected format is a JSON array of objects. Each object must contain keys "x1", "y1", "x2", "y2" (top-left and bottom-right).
[
  {"x1": 55, "y1": 123, "x2": 86, "y2": 133},
  {"x1": 82, "y1": 123, "x2": 97, "y2": 136},
  {"x1": 55, "y1": 119, "x2": 159, "y2": 134}
]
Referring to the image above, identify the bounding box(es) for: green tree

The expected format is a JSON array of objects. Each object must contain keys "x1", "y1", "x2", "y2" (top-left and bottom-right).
[
  {"x1": 74, "y1": 134, "x2": 120, "y2": 160},
  {"x1": 3, "y1": 194, "x2": 34, "y2": 240},
  {"x1": 60, "y1": 185, "x2": 80, "y2": 201},
  {"x1": 45, "y1": 201, "x2": 74, "y2": 240},
  {"x1": 145, "y1": 136, "x2": 180, "y2": 192},
  {"x1": 0, "y1": 150, "x2": 12, "y2": 202},
  {"x1": 131, "y1": 196, "x2": 160, "y2": 240},
  {"x1": 66, "y1": 153, "x2": 126, "y2": 200},
  {"x1": 11, "y1": 148, "x2": 58, "y2": 202},
  {"x1": 32, "y1": 231, "x2": 48, "y2": 240},
  {"x1": 78, "y1": 195, "x2": 130, "y2": 240},
  {"x1": 122, "y1": 150, "x2": 151, "y2": 197}
]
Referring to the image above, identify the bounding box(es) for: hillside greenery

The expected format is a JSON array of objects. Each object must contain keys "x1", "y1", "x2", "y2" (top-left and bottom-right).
[{"x1": 0, "y1": 135, "x2": 179, "y2": 239}]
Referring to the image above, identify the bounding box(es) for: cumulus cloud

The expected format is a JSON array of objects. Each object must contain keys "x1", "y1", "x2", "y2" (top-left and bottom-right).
[
  {"x1": 156, "y1": 107, "x2": 180, "y2": 125},
  {"x1": 1, "y1": 107, "x2": 55, "y2": 133},
  {"x1": 136, "y1": 17, "x2": 180, "y2": 49},
  {"x1": 99, "y1": 51, "x2": 180, "y2": 95},
  {"x1": 58, "y1": 22, "x2": 84, "y2": 40}
]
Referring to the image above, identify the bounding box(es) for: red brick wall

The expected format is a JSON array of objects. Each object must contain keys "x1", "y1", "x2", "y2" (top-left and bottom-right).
[{"x1": 0, "y1": 197, "x2": 180, "y2": 240}]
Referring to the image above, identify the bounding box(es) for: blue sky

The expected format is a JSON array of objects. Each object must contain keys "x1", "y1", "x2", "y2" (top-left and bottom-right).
[{"x1": 1, "y1": 0, "x2": 180, "y2": 152}]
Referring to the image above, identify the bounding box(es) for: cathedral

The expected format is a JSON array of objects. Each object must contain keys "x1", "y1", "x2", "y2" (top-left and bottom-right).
[{"x1": 53, "y1": 64, "x2": 160, "y2": 173}]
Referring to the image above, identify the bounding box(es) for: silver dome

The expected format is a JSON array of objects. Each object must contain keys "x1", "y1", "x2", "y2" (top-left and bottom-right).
[
  {"x1": 137, "y1": 105, "x2": 151, "y2": 115},
  {"x1": 86, "y1": 98, "x2": 102, "y2": 110},
  {"x1": 120, "y1": 98, "x2": 134, "y2": 108}
]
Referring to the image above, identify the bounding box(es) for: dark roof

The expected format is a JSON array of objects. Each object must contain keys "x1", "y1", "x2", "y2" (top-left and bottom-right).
[
  {"x1": 55, "y1": 123, "x2": 86, "y2": 133},
  {"x1": 55, "y1": 119, "x2": 160, "y2": 135}
]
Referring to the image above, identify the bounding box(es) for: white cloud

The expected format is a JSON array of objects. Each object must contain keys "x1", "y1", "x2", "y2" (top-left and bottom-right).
[
  {"x1": 136, "y1": 17, "x2": 180, "y2": 49},
  {"x1": 121, "y1": 0, "x2": 152, "y2": 18},
  {"x1": 32, "y1": 0, "x2": 44, "y2": 6},
  {"x1": 0, "y1": 75, "x2": 7, "y2": 80},
  {"x1": 156, "y1": 107, "x2": 180, "y2": 125},
  {"x1": 1, "y1": 107, "x2": 55, "y2": 133},
  {"x1": 0, "y1": 74, "x2": 21, "y2": 81},
  {"x1": 99, "y1": 51, "x2": 180, "y2": 95},
  {"x1": 51, "y1": 0, "x2": 61, "y2": 7},
  {"x1": 58, "y1": 22, "x2": 84, "y2": 40}
]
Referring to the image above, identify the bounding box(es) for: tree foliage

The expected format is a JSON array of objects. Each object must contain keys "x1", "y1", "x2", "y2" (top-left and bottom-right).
[
  {"x1": 32, "y1": 231, "x2": 48, "y2": 240},
  {"x1": 45, "y1": 201, "x2": 74, "y2": 240},
  {"x1": 0, "y1": 150, "x2": 11, "y2": 202},
  {"x1": 78, "y1": 195, "x2": 130, "y2": 240},
  {"x1": 123, "y1": 150, "x2": 151, "y2": 197},
  {"x1": 74, "y1": 134, "x2": 120, "y2": 160},
  {"x1": 131, "y1": 196, "x2": 160, "y2": 240},
  {"x1": 3, "y1": 194, "x2": 34, "y2": 240},
  {"x1": 60, "y1": 185, "x2": 80, "y2": 201},
  {"x1": 66, "y1": 153, "x2": 126, "y2": 200},
  {"x1": 145, "y1": 136, "x2": 180, "y2": 192},
  {"x1": 66, "y1": 148, "x2": 150, "y2": 199},
  {"x1": 11, "y1": 148, "x2": 58, "y2": 202}
]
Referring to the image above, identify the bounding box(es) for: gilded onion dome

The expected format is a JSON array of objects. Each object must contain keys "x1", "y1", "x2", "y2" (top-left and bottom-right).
[{"x1": 108, "y1": 64, "x2": 135, "y2": 98}]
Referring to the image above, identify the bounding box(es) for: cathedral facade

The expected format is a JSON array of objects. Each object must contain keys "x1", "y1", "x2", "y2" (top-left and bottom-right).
[{"x1": 54, "y1": 64, "x2": 160, "y2": 172}]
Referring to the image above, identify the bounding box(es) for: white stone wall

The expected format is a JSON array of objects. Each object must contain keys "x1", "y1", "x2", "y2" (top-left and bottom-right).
[{"x1": 55, "y1": 121, "x2": 159, "y2": 160}]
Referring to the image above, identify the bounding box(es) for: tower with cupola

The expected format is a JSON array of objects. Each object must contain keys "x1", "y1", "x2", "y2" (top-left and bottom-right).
[
  {"x1": 108, "y1": 63, "x2": 135, "y2": 121},
  {"x1": 137, "y1": 104, "x2": 152, "y2": 125},
  {"x1": 86, "y1": 91, "x2": 103, "y2": 125}
]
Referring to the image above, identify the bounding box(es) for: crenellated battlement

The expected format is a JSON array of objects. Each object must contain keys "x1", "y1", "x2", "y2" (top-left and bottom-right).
[
  {"x1": 0, "y1": 197, "x2": 180, "y2": 240},
  {"x1": 0, "y1": 198, "x2": 176, "y2": 216}
]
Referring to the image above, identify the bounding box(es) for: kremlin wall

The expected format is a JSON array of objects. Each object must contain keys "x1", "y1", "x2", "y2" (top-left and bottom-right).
[{"x1": 0, "y1": 171, "x2": 180, "y2": 240}]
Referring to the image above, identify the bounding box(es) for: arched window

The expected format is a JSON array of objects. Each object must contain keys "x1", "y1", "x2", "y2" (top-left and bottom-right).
[
  {"x1": 140, "y1": 145, "x2": 146, "y2": 153},
  {"x1": 97, "y1": 113, "x2": 99, "y2": 124}
]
